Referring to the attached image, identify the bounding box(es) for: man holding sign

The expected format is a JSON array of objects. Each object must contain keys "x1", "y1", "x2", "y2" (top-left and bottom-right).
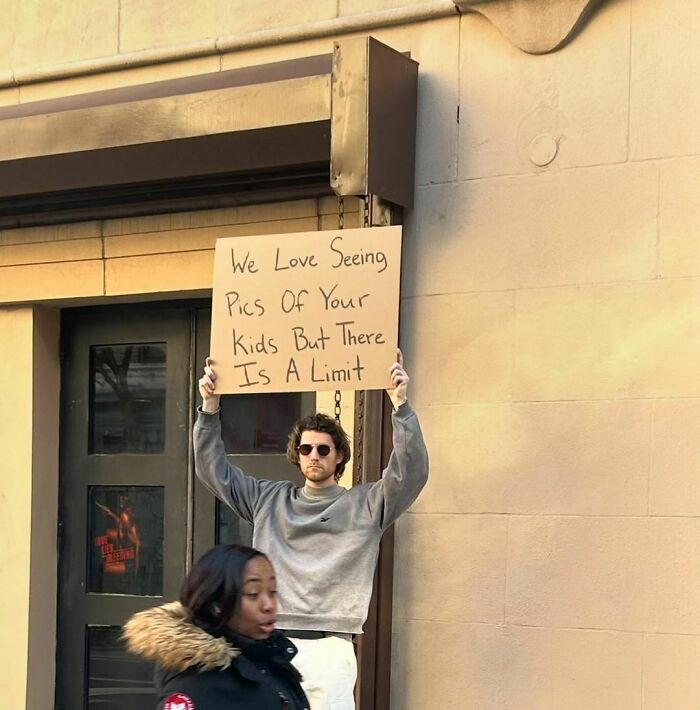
[{"x1": 194, "y1": 350, "x2": 428, "y2": 709}]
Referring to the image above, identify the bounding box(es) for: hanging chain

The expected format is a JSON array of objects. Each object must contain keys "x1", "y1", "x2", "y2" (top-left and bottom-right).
[
  {"x1": 334, "y1": 389, "x2": 342, "y2": 423},
  {"x1": 353, "y1": 389, "x2": 364, "y2": 486},
  {"x1": 338, "y1": 195, "x2": 345, "y2": 231},
  {"x1": 363, "y1": 194, "x2": 371, "y2": 228},
  {"x1": 333, "y1": 195, "x2": 345, "y2": 422},
  {"x1": 353, "y1": 195, "x2": 373, "y2": 484}
]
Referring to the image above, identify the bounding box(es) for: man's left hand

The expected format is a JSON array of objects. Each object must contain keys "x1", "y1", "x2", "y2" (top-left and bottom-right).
[{"x1": 387, "y1": 349, "x2": 409, "y2": 410}]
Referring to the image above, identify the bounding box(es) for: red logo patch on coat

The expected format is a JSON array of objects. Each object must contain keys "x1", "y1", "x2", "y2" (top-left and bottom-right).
[{"x1": 163, "y1": 693, "x2": 195, "y2": 710}]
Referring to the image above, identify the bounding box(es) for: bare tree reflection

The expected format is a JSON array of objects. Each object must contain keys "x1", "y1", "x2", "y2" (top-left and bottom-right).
[{"x1": 94, "y1": 346, "x2": 140, "y2": 450}]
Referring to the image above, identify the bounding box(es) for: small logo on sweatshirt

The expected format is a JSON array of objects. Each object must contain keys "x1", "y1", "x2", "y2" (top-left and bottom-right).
[
  {"x1": 320, "y1": 517, "x2": 330, "y2": 522},
  {"x1": 163, "y1": 693, "x2": 195, "y2": 710}
]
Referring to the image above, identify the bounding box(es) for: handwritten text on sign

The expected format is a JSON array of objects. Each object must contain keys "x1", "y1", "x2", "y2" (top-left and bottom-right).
[{"x1": 210, "y1": 226, "x2": 402, "y2": 394}]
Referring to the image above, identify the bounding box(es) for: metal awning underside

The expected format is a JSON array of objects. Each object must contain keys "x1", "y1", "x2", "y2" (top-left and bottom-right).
[{"x1": 0, "y1": 37, "x2": 417, "y2": 227}]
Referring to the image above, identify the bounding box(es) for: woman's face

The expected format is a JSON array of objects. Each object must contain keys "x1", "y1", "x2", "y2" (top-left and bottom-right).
[{"x1": 227, "y1": 556, "x2": 277, "y2": 640}]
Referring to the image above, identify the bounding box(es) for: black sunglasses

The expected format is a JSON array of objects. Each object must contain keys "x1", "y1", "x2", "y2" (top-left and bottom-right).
[{"x1": 296, "y1": 443, "x2": 335, "y2": 457}]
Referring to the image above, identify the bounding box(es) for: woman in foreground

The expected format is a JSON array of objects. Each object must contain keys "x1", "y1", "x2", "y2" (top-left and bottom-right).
[{"x1": 124, "y1": 544, "x2": 309, "y2": 710}]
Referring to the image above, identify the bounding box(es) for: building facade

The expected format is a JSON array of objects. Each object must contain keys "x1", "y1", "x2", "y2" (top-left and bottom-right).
[{"x1": 1, "y1": 0, "x2": 699, "y2": 708}]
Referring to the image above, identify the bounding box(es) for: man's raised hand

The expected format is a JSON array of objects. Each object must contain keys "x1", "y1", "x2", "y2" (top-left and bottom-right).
[
  {"x1": 387, "y1": 348, "x2": 409, "y2": 410},
  {"x1": 198, "y1": 357, "x2": 221, "y2": 413}
]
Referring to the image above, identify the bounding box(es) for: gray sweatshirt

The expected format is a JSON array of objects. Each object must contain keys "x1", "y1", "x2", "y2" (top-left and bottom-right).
[{"x1": 193, "y1": 402, "x2": 429, "y2": 634}]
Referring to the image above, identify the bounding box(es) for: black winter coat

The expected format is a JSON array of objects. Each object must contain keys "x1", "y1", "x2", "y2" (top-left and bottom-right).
[{"x1": 124, "y1": 601, "x2": 309, "y2": 710}]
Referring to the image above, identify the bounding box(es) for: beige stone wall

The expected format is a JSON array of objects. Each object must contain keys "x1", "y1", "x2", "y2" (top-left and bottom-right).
[
  {"x1": 0, "y1": 309, "x2": 33, "y2": 707},
  {"x1": 0, "y1": 307, "x2": 60, "y2": 710},
  {"x1": 0, "y1": 1, "x2": 698, "y2": 708},
  {"x1": 392, "y1": 1, "x2": 700, "y2": 709}
]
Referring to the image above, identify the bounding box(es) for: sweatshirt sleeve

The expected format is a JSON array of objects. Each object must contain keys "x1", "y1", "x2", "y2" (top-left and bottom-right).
[
  {"x1": 193, "y1": 410, "x2": 267, "y2": 524},
  {"x1": 366, "y1": 402, "x2": 429, "y2": 530}
]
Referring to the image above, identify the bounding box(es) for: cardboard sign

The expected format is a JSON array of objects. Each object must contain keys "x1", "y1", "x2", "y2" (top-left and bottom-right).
[{"x1": 210, "y1": 226, "x2": 402, "y2": 393}]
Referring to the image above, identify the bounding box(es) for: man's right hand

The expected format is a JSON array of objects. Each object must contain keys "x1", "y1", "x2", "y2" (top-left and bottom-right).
[{"x1": 198, "y1": 357, "x2": 221, "y2": 413}]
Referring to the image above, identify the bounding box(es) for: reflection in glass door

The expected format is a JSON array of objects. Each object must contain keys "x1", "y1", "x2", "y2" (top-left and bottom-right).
[{"x1": 90, "y1": 343, "x2": 168, "y2": 455}]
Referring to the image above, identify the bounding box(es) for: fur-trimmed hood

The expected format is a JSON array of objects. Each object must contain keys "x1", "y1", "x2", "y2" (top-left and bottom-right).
[{"x1": 123, "y1": 601, "x2": 239, "y2": 674}]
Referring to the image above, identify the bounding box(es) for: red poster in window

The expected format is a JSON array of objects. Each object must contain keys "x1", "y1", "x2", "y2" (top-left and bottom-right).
[{"x1": 89, "y1": 486, "x2": 164, "y2": 596}]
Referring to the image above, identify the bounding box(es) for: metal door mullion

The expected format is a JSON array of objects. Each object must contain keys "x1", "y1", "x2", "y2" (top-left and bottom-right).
[{"x1": 82, "y1": 468, "x2": 172, "y2": 486}]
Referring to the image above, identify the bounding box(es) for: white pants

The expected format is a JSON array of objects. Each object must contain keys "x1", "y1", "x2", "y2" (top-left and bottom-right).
[{"x1": 292, "y1": 635, "x2": 357, "y2": 710}]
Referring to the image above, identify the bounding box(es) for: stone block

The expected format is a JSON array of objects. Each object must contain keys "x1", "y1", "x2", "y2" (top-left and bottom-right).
[
  {"x1": 393, "y1": 513, "x2": 507, "y2": 624},
  {"x1": 223, "y1": 0, "x2": 336, "y2": 36},
  {"x1": 410, "y1": 404, "x2": 513, "y2": 514},
  {"x1": 644, "y1": 634, "x2": 700, "y2": 710},
  {"x1": 507, "y1": 516, "x2": 655, "y2": 631},
  {"x1": 403, "y1": 162, "x2": 658, "y2": 297},
  {"x1": 659, "y1": 156, "x2": 700, "y2": 278},
  {"x1": 105, "y1": 250, "x2": 214, "y2": 296},
  {"x1": 0, "y1": 238, "x2": 102, "y2": 267},
  {"x1": 0, "y1": 0, "x2": 15, "y2": 76},
  {"x1": 392, "y1": 620, "x2": 643, "y2": 710},
  {"x1": 507, "y1": 162, "x2": 657, "y2": 288},
  {"x1": 513, "y1": 279, "x2": 700, "y2": 400},
  {"x1": 11, "y1": 0, "x2": 118, "y2": 70},
  {"x1": 412, "y1": 399, "x2": 651, "y2": 516},
  {"x1": 0, "y1": 306, "x2": 32, "y2": 708},
  {"x1": 649, "y1": 518, "x2": 700, "y2": 634},
  {"x1": 391, "y1": 619, "x2": 507, "y2": 710},
  {"x1": 502, "y1": 626, "x2": 642, "y2": 710},
  {"x1": 507, "y1": 516, "x2": 700, "y2": 633},
  {"x1": 0, "y1": 260, "x2": 103, "y2": 304},
  {"x1": 119, "y1": 0, "x2": 220, "y2": 52},
  {"x1": 401, "y1": 181, "x2": 512, "y2": 297},
  {"x1": 0, "y1": 306, "x2": 59, "y2": 710},
  {"x1": 0, "y1": 221, "x2": 101, "y2": 246},
  {"x1": 650, "y1": 400, "x2": 700, "y2": 516},
  {"x1": 401, "y1": 290, "x2": 514, "y2": 405},
  {"x1": 504, "y1": 400, "x2": 651, "y2": 515},
  {"x1": 0, "y1": 87, "x2": 19, "y2": 108},
  {"x1": 630, "y1": 0, "x2": 700, "y2": 159},
  {"x1": 459, "y1": 0, "x2": 630, "y2": 179}
]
